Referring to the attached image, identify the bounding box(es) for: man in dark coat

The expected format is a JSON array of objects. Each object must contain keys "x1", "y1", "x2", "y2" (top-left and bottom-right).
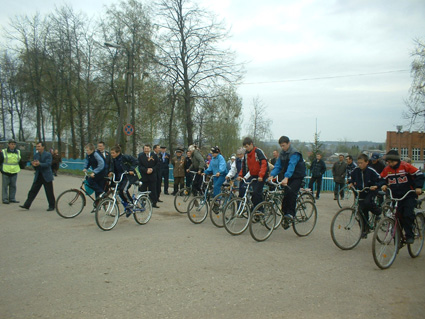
[
  {"x1": 159, "y1": 146, "x2": 170, "y2": 195},
  {"x1": 308, "y1": 153, "x2": 327, "y2": 199},
  {"x1": 138, "y1": 144, "x2": 160, "y2": 208}
]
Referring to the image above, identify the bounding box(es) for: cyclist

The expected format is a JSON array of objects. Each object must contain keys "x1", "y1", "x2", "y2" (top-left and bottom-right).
[
  {"x1": 378, "y1": 150, "x2": 424, "y2": 244},
  {"x1": 345, "y1": 155, "x2": 357, "y2": 181},
  {"x1": 187, "y1": 144, "x2": 206, "y2": 195},
  {"x1": 203, "y1": 146, "x2": 227, "y2": 197},
  {"x1": 238, "y1": 137, "x2": 268, "y2": 209},
  {"x1": 83, "y1": 143, "x2": 107, "y2": 199},
  {"x1": 348, "y1": 153, "x2": 381, "y2": 238},
  {"x1": 268, "y1": 136, "x2": 306, "y2": 221},
  {"x1": 109, "y1": 145, "x2": 139, "y2": 217}
]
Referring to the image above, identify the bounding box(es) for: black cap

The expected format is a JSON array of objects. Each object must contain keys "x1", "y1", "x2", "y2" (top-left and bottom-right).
[
  {"x1": 160, "y1": 146, "x2": 166, "y2": 149},
  {"x1": 211, "y1": 146, "x2": 220, "y2": 154},
  {"x1": 8, "y1": 139, "x2": 16, "y2": 144},
  {"x1": 384, "y1": 150, "x2": 400, "y2": 161}
]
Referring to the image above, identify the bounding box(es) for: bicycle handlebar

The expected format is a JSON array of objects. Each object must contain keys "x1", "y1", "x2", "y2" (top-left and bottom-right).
[{"x1": 385, "y1": 188, "x2": 421, "y2": 201}]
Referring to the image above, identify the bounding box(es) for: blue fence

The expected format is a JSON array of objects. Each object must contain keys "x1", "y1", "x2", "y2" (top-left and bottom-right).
[{"x1": 60, "y1": 159, "x2": 338, "y2": 192}]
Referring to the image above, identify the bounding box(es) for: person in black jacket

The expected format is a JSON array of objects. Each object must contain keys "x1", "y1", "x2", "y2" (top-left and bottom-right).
[
  {"x1": 348, "y1": 153, "x2": 381, "y2": 237},
  {"x1": 308, "y1": 153, "x2": 327, "y2": 199},
  {"x1": 153, "y1": 144, "x2": 163, "y2": 203},
  {"x1": 108, "y1": 145, "x2": 138, "y2": 216},
  {"x1": 138, "y1": 144, "x2": 160, "y2": 208},
  {"x1": 97, "y1": 141, "x2": 112, "y2": 172},
  {"x1": 159, "y1": 146, "x2": 170, "y2": 195}
]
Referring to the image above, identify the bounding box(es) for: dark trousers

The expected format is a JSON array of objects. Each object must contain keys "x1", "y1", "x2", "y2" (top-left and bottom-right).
[
  {"x1": 398, "y1": 196, "x2": 417, "y2": 239},
  {"x1": 141, "y1": 180, "x2": 157, "y2": 205},
  {"x1": 334, "y1": 182, "x2": 345, "y2": 198},
  {"x1": 86, "y1": 173, "x2": 106, "y2": 198},
  {"x1": 358, "y1": 191, "x2": 380, "y2": 226},
  {"x1": 192, "y1": 173, "x2": 203, "y2": 195},
  {"x1": 185, "y1": 172, "x2": 193, "y2": 188},
  {"x1": 156, "y1": 170, "x2": 161, "y2": 200},
  {"x1": 282, "y1": 178, "x2": 303, "y2": 217},
  {"x1": 238, "y1": 178, "x2": 264, "y2": 208},
  {"x1": 160, "y1": 169, "x2": 169, "y2": 194},
  {"x1": 308, "y1": 176, "x2": 322, "y2": 197},
  {"x1": 173, "y1": 176, "x2": 184, "y2": 194},
  {"x1": 24, "y1": 174, "x2": 55, "y2": 209}
]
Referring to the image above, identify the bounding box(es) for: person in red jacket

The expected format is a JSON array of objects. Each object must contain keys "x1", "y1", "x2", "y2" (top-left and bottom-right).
[
  {"x1": 237, "y1": 137, "x2": 268, "y2": 208},
  {"x1": 378, "y1": 150, "x2": 424, "y2": 244}
]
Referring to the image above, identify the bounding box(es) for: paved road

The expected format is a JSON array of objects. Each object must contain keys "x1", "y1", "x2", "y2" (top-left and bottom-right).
[{"x1": 1, "y1": 170, "x2": 424, "y2": 318}]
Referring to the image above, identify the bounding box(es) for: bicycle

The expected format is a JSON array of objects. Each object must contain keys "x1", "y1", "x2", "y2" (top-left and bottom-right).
[
  {"x1": 174, "y1": 171, "x2": 200, "y2": 214},
  {"x1": 209, "y1": 180, "x2": 238, "y2": 228},
  {"x1": 250, "y1": 180, "x2": 317, "y2": 242},
  {"x1": 55, "y1": 172, "x2": 111, "y2": 218},
  {"x1": 222, "y1": 177, "x2": 257, "y2": 236},
  {"x1": 337, "y1": 184, "x2": 356, "y2": 208},
  {"x1": 330, "y1": 186, "x2": 381, "y2": 250},
  {"x1": 372, "y1": 189, "x2": 425, "y2": 269},
  {"x1": 95, "y1": 172, "x2": 153, "y2": 231},
  {"x1": 186, "y1": 175, "x2": 214, "y2": 224}
]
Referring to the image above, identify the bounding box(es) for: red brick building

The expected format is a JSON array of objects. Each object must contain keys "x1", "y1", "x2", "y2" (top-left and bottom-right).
[{"x1": 386, "y1": 131, "x2": 425, "y2": 163}]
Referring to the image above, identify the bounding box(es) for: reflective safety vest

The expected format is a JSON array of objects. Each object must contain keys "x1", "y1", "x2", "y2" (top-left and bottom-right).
[{"x1": 2, "y1": 149, "x2": 21, "y2": 174}]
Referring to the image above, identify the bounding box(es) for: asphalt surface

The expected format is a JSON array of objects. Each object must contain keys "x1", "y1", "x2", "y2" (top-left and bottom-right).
[{"x1": 1, "y1": 169, "x2": 424, "y2": 319}]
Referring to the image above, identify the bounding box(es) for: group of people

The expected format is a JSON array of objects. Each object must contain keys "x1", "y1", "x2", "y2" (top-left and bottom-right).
[
  {"x1": 2, "y1": 137, "x2": 423, "y2": 244},
  {"x1": 308, "y1": 149, "x2": 424, "y2": 243}
]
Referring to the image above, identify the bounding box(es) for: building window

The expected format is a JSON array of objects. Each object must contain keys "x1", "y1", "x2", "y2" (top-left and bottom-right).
[
  {"x1": 400, "y1": 148, "x2": 408, "y2": 160},
  {"x1": 412, "y1": 148, "x2": 420, "y2": 161}
]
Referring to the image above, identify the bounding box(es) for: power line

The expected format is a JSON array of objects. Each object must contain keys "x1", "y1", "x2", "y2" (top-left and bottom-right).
[{"x1": 241, "y1": 69, "x2": 409, "y2": 85}]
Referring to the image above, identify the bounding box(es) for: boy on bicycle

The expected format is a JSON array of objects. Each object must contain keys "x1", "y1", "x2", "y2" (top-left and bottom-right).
[
  {"x1": 378, "y1": 150, "x2": 424, "y2": 244},
  {"x1": 348, "y1": 153, "x2": 381, "y2": 237},
  {"x1": 268, "y1": 136, "x2": 306, "y2": 221},
  {"x1": 83, "y1": 143, "x2": 107, "y2": 199},
  {"x1": 238, "y1": 137, "x2": 268, "y2": 208},
  {"x1": 109, "y1": 145, "x2": 139, "y2": 217}
]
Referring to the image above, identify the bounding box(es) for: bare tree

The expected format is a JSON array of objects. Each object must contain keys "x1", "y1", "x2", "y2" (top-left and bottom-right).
[
  {"x1": 404, "y1": 38, "x2": 425, "y2": 130},
  {"x1": 246, "y1": 96, "x2": 272, "y2": 143},
  {"x1": 154, "y1": 0, "x2": 244, "y2": 145}
]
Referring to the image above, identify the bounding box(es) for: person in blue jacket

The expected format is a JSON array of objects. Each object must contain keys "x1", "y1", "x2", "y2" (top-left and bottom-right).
[{"x1": 203, "y1": 146, "x2": 227, "y2": 197}]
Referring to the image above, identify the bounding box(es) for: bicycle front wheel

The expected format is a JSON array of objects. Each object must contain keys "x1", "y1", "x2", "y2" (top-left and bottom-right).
[
  {"x1": 293, "y1": 200, "x2": 317, "y2": 237},
  {"x1": 187, "y1": 196, "x2": 209, "y2": 224},
  {"x1": 299, "y1": 191, "x2": 315, "y2": 203},
  {"x1": 95, "y1": 198, "x2": 120, "y2": 231},
  {"x1": 174, "y1": 187, "x2": 193, "y2": 214},
  {"x1": 337, "y1": 186, "x2": 356, "y2": 208},
  {"x1": 210, "y1": 192, "x2": 230, "y2": 228},
  {"x1": 372, "y1": 218, "x2": 399, "y2": 269},
  {"x1": 133, "y1": 195, "x2": 153, "y2": 225},
  {"x1": 249, "y1": 201, "x2": 276, "y2": 242},
  {"x1": 56, "y1": 189, "x2": 86, "y2": 218},
  {"x1": 408, "y1": 212, "x2": 425, "y2": 258},
  {"x1": 223, "y1": 198, "x2": 250, "y2": 236},
  {"x1": 330, "y1": 208, "x2": 363, "y2": 250}
]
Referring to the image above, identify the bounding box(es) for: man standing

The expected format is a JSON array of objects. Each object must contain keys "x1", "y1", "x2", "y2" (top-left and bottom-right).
[
  {"x1": 1, "y1": 139, "x2": 24, "y2": 204},
  {"x1": 308, "y1": 153, "x2": 327, "y2": 199},
  {"x1": 159, "y1": 146, "x2": 170, "y2": 195},
  {"x1": 171, "y1": 148, "x2": 185, "y2": 195},
  {"x1": 332, "y1": 154, "x2": 347, "y2": 200},
  {"x1": 20, "y1": 142, "x2": 56, "y2": 211},
  {"x1": 153, "y1": 144, "x2": 163, "y2": 203},
  {"x1": 138, "y1": 144, "x2": 160, "y2": 208}
]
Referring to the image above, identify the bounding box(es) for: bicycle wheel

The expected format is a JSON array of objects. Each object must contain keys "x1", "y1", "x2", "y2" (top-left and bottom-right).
[
  {"x1": 55, "y1": 189, "x2": 86, "y2": 218},
  {"x1": 249, "y1": 201, "x2": 276, "y2": 242},
  {"x1": 95, "y1": 198, "x2": 120, "y2": 231},
  {"x1": 133, "y1": 195, "x2": 153, "y2": 225},
  {"x1": 408, "y1": 212, "x2": 425, "y2": 258},
  {"x1": 372, "y1": 218, "x2": 399, "y2": 269},
  {"x1": 187, "y1": 196, "x2": 209, "y2": 224},
  {"x1": 330, "y1": 208, "x2": 363, "y2": 250},
  {"x1": 293, "y1": 200, "x2": 317, "y2": 237},
  {"x1": 210, "y1": 192, "x2": 230, "y2": 228},
  {"x1": 337, "y1": 186, "x2": 356, "y2": 208},
  {"x1": 174, "y1": 187, "x2": 193, "y2": 214},
  {"x1": 223, "y1": 198, "x2": 250, "y2": 236},
  {"x1": 299, "y1": 191, "x2": 315, "y2": 203}
]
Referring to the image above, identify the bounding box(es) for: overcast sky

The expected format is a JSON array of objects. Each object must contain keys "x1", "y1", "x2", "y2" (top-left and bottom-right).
[{"x1": 1, "y1": 0, "x2": 424, "y2": 143}]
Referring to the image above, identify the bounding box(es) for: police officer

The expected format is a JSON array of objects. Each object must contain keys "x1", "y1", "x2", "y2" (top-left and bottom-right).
[{"x1": 0, "y1": 139, "x2": 24, "y2": 204}]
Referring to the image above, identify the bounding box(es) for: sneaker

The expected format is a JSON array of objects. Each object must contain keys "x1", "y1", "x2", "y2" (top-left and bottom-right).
[
  {"x1": 284, "y1": 214, "x2": 294, "y2": 221},
  {"x1": 125, "y1": 204, "x2": 133, "y2": 217},
  {"x1": 406, "y1": 237, "x2": 414, "y2": 244},
  {"x1": 315, "y1": 196, "x2": 320, "y2": 200}
]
